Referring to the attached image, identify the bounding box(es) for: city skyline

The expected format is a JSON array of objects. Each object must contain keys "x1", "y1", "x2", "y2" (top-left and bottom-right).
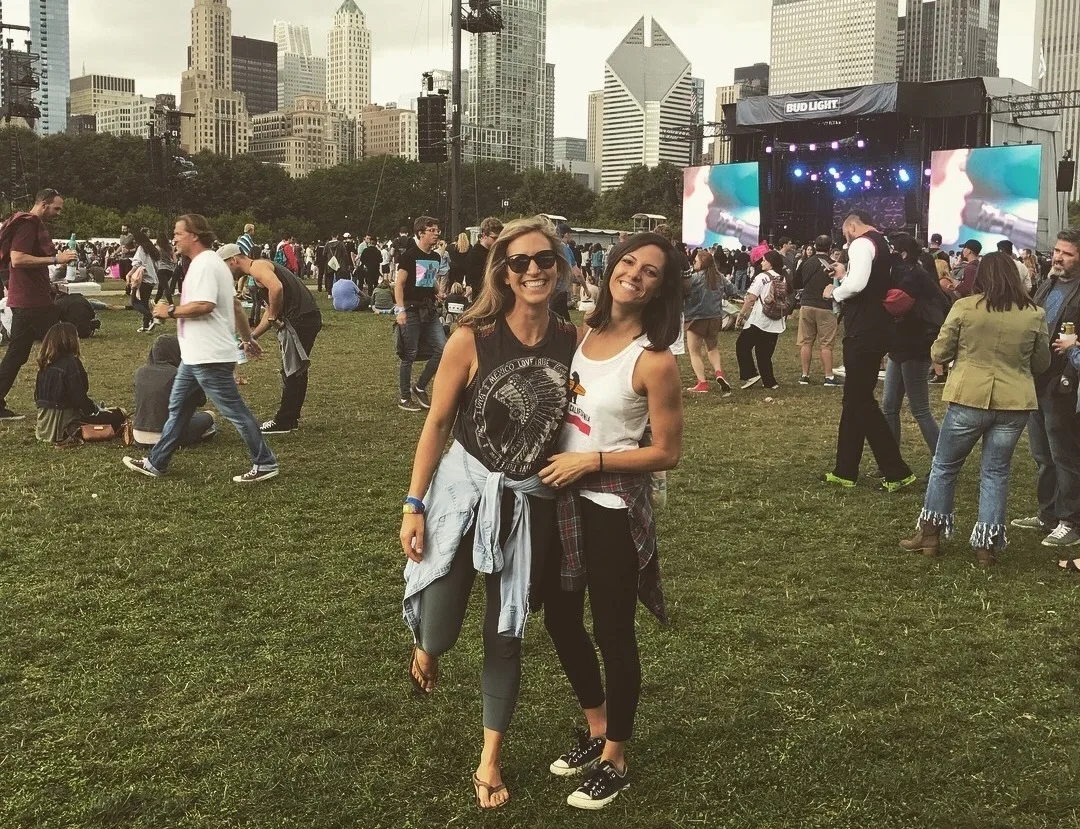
[{"x1": 10, "y1": 0, "x2": 1037, "y2": 140}]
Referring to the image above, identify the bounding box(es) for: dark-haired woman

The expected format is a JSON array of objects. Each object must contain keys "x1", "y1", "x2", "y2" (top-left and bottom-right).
[
  {"x1": 153, "y1": 233, "x2": 176, "y2": 304},
  {"x1": 400, "y1": 216, "x2": 577, "y2": 809},
  {"x1": 900, "y1": 252, "x2": 1050, "y2": 567},
  {"x1": 538, "y1": 231, "x2": 683, "y2": 810},
  {"x1": 683, "y1": 248, "x2": 732, "y2": 393},
  {"x1": 734, "y1": 249, "x2": 787, "y2": 390},
  {"x1": 129, "y1": 228, "x2": 161, "y2": 333},
  {"x1": 881, "y1": 233, "x2": 942, "y2": 456},
  {"x1": 34, "y1": 322, "x2": 126, "y2": 444}
]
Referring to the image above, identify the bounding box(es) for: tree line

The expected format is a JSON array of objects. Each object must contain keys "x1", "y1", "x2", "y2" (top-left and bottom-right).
[{"x1": 0, "y1": 126, "x2": 685, "y2": 241}]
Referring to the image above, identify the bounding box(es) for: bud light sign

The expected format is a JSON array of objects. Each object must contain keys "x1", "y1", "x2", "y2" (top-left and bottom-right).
[{"x1": 784, "y1": 99, "x2": 840, "y2": 115}]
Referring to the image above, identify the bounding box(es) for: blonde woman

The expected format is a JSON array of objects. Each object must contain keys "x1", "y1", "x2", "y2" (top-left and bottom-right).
[
  {"x1": 401, "y1": 217, "x2": 577, "y2": 809},
  {"x1": 450, "y1": 231, "x2": 471, "y2": 284}
]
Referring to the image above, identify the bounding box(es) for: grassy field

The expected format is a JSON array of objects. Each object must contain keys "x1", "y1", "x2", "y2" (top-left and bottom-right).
[{"x1": 2, "y1": 293, "x2": 1080, "y2": 829}]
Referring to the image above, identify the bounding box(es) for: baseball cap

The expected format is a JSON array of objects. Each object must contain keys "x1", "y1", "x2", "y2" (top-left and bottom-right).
[
  {"x1": 930, "y1": 233, "x2": 942, "y2": 245},
  {"x1": 216, "y1": 243, "x2": 242, "y2": 260},
  {"x1": 961, "y1": 239, "x2": 982, "y2": 255},
  {"x1": 343, "y1": 232, "x2": 352, "y2": 238}
]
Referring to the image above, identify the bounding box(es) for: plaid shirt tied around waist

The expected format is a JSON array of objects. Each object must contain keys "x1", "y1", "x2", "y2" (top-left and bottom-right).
[{"x1": 556, "y1": 471, "x2": 667, "y2": 625}]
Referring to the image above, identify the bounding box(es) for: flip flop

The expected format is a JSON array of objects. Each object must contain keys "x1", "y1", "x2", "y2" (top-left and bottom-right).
[
  {"x1": 407, "y1": 646, "x2": 437, "y2": 695},
  {"x1": 1058, "y1": 558, "x2": 1080, "y2": 572},
  {"x1": 472, "y1": 773, "x2": 509, "y2": 809}
]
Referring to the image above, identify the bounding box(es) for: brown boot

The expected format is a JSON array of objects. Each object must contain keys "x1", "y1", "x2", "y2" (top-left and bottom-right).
[
  {"x1": 899, "y1": 523, "x2": 941, "y2": 556},
  {"x1": 975, "y1": 548, "x2": 997, "y2": 568}
]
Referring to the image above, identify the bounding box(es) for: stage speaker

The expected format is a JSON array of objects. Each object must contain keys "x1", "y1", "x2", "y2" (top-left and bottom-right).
[
  {"x1": 1057, "y1": 161, "x2": 1076, "y2": 193},
  {"x1": 904, "y1": 192, "x2": 920, "y2": 225}
]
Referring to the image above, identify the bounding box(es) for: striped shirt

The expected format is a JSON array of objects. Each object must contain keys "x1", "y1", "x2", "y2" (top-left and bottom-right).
[{"x1": 237, "y1": 232, "x2": 255, "y2": 257}]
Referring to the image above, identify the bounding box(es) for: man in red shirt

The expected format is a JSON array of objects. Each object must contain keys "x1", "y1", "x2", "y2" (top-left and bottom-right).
[{"x1": 0, "y1": 189, "x2": 77, "y2": 420}]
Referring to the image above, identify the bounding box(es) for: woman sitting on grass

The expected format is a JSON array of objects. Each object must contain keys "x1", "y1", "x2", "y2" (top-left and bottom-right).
[
  {"x1": 899, "y1": 252, "x2": 1050, "y2": 567},
  {"x1": 400, "y1": 216, "x2": 577, "y2": 810},
  {"x1": 35, "y1": 322, "x2": 126, "y2": 445},
  {"x1": 538, "y1": 231, "x2": 683, "y2": 810}
]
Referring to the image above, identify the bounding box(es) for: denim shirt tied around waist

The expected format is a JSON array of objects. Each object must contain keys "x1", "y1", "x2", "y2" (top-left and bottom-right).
[{"x1": 402, "y1": 440, "x2": 553, "y2": 639}]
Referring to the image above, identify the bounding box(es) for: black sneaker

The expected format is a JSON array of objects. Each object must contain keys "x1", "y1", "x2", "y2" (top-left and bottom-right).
[
  {"x1": 0, "y1": 406, "x2": 25, "y2": 421},
  {"x1": 928, "y1": 374, "x2": 947, "y2": 385},
  {"x1": 399, "y1": 397, "x2": 422, "y2": 412},
  {"x1": 260, "y1": 419, "x2": 296, "y2": 435},
  {"x1": 232, "y1": 466, "x2": 279, "y2": 483},
  {"x1": 566, "y1": 760, "x2": 629, "y2": 810},
  {"x1": 412, "y1": 384, "x2": 431, "y2": 409},
  {"x1": 799, "y1": 375, "x2": 810, "y2": 385},
  {"x1": 549, "y1": 730, "x2": 605, "y2": 777}
]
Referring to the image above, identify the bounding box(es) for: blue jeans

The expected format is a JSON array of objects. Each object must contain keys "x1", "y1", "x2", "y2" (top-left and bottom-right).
[
  {"x1": 398, "y1": 306, "x2": 446, "y2": 400},
  {"x1": 882, "y1": 357, "x2": 940, "y2": 454},
  {"x1": 148, "y1": 362, "x2": 277, "y2": 474},
  {"x1": 919, "y1": 404, "x2": 1028, "y2": 550}
]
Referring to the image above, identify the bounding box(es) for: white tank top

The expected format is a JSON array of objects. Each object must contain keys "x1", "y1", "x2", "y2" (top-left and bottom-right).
[{"x1": 560, "y1": 329, "x2": 651, "y2": 508}]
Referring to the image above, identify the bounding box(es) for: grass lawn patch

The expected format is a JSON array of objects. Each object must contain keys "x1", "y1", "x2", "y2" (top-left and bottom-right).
[{"x1": 2, "y1": 296, "x2": 1079, "y2": 828}]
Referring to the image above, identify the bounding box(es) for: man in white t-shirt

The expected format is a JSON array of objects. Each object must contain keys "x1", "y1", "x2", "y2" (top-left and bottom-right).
[{"x1": 122, "y1": 213, "x2": 279, "y2": 483}]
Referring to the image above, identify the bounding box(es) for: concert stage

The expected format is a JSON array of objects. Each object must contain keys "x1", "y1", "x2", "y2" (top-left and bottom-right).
[{"x1": 685, "y1": 77, "x2": 1064, "y2": 252}]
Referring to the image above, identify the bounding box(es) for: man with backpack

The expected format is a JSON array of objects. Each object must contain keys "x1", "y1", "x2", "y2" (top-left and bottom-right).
[
  {"x1": 793, "y1": 234, "x2": 842, "y2": 387},
  {"x1": 821, "y1": 210, "x2": 916, "y2": 492}
]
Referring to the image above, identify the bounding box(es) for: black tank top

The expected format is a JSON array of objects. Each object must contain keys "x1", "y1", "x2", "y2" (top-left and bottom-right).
[
  {"x1": 260, "y1": 262, "x2": 319, "y2": 321},
  {"x1": 453, "y1": 314, "x2": 578, "y2": 480}
]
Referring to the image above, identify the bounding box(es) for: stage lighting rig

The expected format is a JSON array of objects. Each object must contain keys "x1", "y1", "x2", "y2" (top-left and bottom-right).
[{"x1": 462, "y1": 0, "x2": 503, "y2": 34}]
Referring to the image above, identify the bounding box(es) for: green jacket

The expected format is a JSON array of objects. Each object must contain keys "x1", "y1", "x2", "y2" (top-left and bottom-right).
[{"x1": 931, "y1": 295, "x2": 1051, "y2": 411}]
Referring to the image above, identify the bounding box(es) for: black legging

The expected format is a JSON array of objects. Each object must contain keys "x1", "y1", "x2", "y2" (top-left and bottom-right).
[
  {"x1": 543, "y1": 499, "x2": 641, "y2": 743},
  {"x1": 131, "y1": 282, "x2": 155, "y2": 328},
  {"x1": 155, "y1": 269, "x2": 174, "y2": 303}
]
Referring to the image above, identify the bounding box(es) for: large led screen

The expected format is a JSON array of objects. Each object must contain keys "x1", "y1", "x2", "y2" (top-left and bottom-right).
[
  {"x1": 928, "y1": 145, "x2": 1040, "y2": 252},
  {"x1": 683, "y1": 163, "x2": 761, "y2": 249}
]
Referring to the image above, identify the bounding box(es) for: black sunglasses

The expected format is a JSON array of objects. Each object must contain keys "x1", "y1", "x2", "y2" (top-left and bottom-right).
[{"x1": 507, "y1": 250, "x2": 558, "y2": 274}]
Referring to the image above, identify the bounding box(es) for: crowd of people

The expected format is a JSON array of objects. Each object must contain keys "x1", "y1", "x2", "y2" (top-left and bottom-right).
[{"x1": 3, "y1": 184, "x2": 1080, "y2": 812}]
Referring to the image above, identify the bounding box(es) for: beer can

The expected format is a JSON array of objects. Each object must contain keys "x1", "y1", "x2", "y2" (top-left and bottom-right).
[{"x1": 1065, "y1": 322, "x2": 1076, "y2": 336}]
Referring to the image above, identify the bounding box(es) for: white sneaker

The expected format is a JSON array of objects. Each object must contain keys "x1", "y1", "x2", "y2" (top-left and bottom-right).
[
  {"x1": 741, "y1": 376, "x2": 761, "y2": 390},
  {"x1": 833, "y1": 366, "x2": 846, "y2": 377}
]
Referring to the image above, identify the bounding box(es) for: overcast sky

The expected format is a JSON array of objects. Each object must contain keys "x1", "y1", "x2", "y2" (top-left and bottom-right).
[{"x1": 30, "y1": 0, "x2": 1037, "y2": 137}]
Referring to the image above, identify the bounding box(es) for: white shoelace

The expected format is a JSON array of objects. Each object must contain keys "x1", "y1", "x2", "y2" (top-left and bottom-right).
[{"x1": 1049, "y1": 523, "x2": 1073, "y2": 540}]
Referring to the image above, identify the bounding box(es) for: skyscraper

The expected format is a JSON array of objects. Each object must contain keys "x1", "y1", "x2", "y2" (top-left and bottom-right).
[
  {"x1": 30, "y1": 0, "x2": 70, "y2": 135},
  {"x1": 600, "y1": 17, "x2": 693, "y2": 192},
  {"x1": 69, "y1": 75, "x2": 136, "y2": 117},
  {"x1": 734, "y1": 63, "x2": 770, "y2": 96},
  {"x1": 275, "y1": 21, "x2": 327, "y2": 110},
  {"x1": 770, "y1": 0, "x2": 898, "y2": 94},
  {"x1": 327, "y1": 0, "x2": 372, "y2": 118},
  {"x1": 180, "y1": 0, "x2": 250, "y2": 157},
  {"x1": 900, "y1": 0, "x2": 1000, "y2": 82},
  {"x1": 232, "y1": 35, "x2": 277, "y2": 115},
  {"x1": 586, "y1": 90, "x2": 604, "y2": 166},
  {"x1": 274, "y1": 20, "x2": 313, "y2": 56},
  {"x1": 466, "y1": 0, "x2": 552, "y2": 171},
  {"x1": 1037, "y1": 0, "x2": 1080, "y2": 199}
]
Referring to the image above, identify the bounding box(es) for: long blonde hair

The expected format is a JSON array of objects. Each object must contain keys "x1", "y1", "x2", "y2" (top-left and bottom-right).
[
  {"x1": 458, "y1": 216, "x2": 570, "y2": 329},
  {"x1": 456, "y1": 232, "x2": 470, "y2": 254}
]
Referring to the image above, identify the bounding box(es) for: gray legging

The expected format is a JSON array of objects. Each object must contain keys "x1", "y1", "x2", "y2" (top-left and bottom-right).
[{"x1": 416, "y1": 493, "x2": 555, "y2": 733}]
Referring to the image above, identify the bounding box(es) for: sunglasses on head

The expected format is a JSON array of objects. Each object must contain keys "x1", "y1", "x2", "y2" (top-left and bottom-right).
[{"x1": 507, "y1": 250, "x2": 558, "y2": 274}]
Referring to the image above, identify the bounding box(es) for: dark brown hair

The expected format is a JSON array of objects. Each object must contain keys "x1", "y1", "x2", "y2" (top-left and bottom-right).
[
  {"x1": 973, "y1": 252, "x2": 1036, "y2": 313},
  {"x1": 694, "y1": 248, "x2": 720, "y2": 291},
  {"x1": 413, "y1": 215, "x2": 440, "y2": 234},
  {"x1": 177, "y1": 214, "x2": 215, "y2": 248},
  {"x1": 37, "y1": 322, "x2": 80, "y2": 371},
  {"x1": 586, "y1": 232, "x2": 682, "y2": 351}
]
